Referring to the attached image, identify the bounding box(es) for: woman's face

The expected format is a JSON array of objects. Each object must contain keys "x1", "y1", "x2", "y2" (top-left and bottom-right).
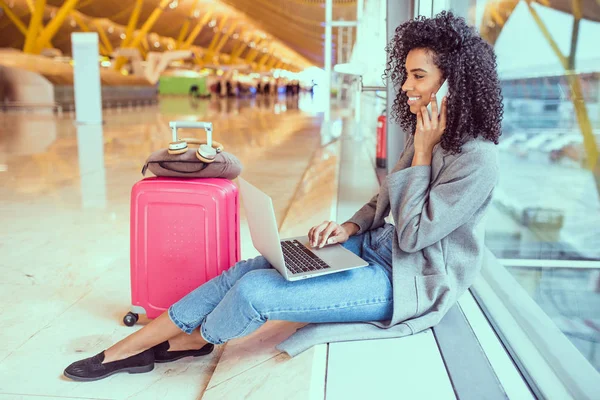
[{"x1": 401, "y1": 48, "x2": 444, "y2": 115}]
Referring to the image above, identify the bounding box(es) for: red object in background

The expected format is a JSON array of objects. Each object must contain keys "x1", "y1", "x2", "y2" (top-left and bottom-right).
[{"x1": 376, "y1": 113, "x2": 387, "y2": 168}]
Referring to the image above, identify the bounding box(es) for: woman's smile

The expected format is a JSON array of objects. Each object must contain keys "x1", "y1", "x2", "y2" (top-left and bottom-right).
[{"x1": 407, "y1": 95, "x2": 422, "y2": 106}]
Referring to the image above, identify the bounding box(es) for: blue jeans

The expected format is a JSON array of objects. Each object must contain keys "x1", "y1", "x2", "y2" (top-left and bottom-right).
[{"x1": 168, "y1": 223, "x2": 395, "y2": 345}]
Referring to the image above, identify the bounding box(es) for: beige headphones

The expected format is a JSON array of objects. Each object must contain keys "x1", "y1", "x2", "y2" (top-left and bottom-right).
[{"x1": 167, "y1": 121, "x2": 224, "y2": 163}]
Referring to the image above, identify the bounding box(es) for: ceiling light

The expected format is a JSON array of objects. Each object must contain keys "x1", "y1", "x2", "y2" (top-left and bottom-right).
[
  {"x1": 70, "y1": 19, "x2": 76, "y2": 27},
  {"x1": 232, "y1": 33, "x2": 239, "y2": 39},
  {"x1": 168, "y1": 0, "x2": 178, "y2": 10},
  {"x1": 120, "y1": 33, "x2": 126, "y2": 39},
  {"x1": 250, "y1": 42, "x2": 255, "y2": 48},
  {"x1": 193, "y1": 10, "x2": 200, "y2": 18},
  {"x1": 209, "y1": 19, "x2": 216, "y2": 27},
  {"x1": 154, "y1": 41, "x2": 161, "y2": 48},
  {"x1": 108, "y1": 26, "x2": 114, "y2": 33}
]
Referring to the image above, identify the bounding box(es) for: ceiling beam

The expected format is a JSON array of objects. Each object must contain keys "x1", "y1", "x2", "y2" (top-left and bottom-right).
[
  {"x1": 0, "y1": 0, "x2": 28, "y2": 35},
  {"x1": 93, "y1": 20, "x2": 113, "y2": 54},
  {"x1": 24, "y1": 0, "x2": 46, "y2": 53},
  {"x1": 70, "y1": 11, "x2": 110, "y2": 55},
  {"x1": 126, "y1": 0, "x2": 170, "y2": 50},
  {"x1": 214, "y1": 21, "x2": 238, "y2": 53},
  {"x1": 34, "y1": 0, "x2": 80, "y2": 52},
  {"x1": 121, "y1": 0, "x2": 143, "y2": 48},
  {"x1": 175, "y1": 0, "x2": 200, "y2": 49},
  {"x1": 114, "y1": 0, "x2": 170, "y2": 70},
  {"x1": 203, "y1": 15, "x2": 229, "y2": 62},
  {"x1": 266, "y1": 56, "x2": 278, "y2": 70},
  {"x1": 182, "y1": 6, "x2": 215, "y2": 49}
]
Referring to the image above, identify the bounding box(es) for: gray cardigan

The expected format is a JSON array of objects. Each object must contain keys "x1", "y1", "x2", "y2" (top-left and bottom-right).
[{"x1": 275, "y1": 133, "x2": 499, "y2": 357}]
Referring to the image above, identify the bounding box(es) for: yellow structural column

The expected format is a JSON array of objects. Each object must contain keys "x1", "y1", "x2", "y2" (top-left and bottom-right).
[
  {"x1": 128, "y1": 0, "x2": 171, "y2": 49},
  {"x1": 230, "y1": 38, "x2": 249, "y2": 62},
  {"x1": 213, "y1": 21, "x2": 238, "y2": 55},
  {"x1": 114, "y1": 0, "x2": 170, "y2": 71},
  {"x1": 525, "y1": 0, "x2": 598, "y2": 171},
  {"x1": 71, "y1": 12, "x2": 89, "y2": 31},
  {"x1": 203, "y1": 16, "x2": 229, "y2": 62},
  {"x1": 0, "y1": 0, "x2": 28, "y2": 35},
  {"x1": 176, "y1": 20, "x2": 191, "y2": 48},
  {"x1": 71, "y1": 12, "x2": 109, "y2": 55},
  {"x1": 93, "y1": 21, "x2": 114, "y2": 54},
  {"x1": 121, "y1": 0, "x2": 144, "y2": 48},
  {"x1": 182, "y1": 7, "x2": 215, "y2": 49},
  {"x1": 256, "y1": 46, "x2": 273, "y2": 69},
  {"x1": 176, "y1": 0, "x2": 200, "y2": 49},
  {"x1": 138, "y1": 35, "x2": 149, "y2": 58},
  {"x1": 257, "y1": 54, "x2": 271, "y2": 70},
  {"x1": 245, "y1": 38, "x2": 264, "y2": 63},
  {"x1": 113, "y1": 0, "x2": 143, "y2": 70},
  {"x1": 264, "y1": 55, "x2": 277, "y2": 71},
  {"x1": 24, "y1": 0, "x2": 46, "y2": 53},
  {"x1": 35, "y1": 0, "x2": 79, "y2": 52},
  {"x1": 266, "y1": 56, "x2": 278, "y2": 70},
  {"x1": 191, "y1": 48, "x2": 203, "y2": 65},
  {"x1": 227, "y1": 43, "x2": 242, "y2": 61}
]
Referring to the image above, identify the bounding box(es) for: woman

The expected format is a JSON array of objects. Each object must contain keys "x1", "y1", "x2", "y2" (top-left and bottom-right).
[{"x1": 64, "y1": 11, "x2": 503, "y2": 381}]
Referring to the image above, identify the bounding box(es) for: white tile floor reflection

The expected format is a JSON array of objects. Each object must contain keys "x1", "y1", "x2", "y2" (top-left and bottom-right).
[{"x1": 0, "y1": 94, "x2": 342, "y2": 399}]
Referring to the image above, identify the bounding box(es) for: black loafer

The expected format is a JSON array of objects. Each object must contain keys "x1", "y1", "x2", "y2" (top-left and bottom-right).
[
  {"x1": 152, "y1": 341, "x2": 214, "y2": 363},
  {"x1": 64, "y1": 348, "x2": 155, "y2": 382}
]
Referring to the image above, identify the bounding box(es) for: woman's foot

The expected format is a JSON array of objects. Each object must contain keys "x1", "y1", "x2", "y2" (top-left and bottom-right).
[
  {"x1": 63, "y1": 348, "x2": 155, "y2": 382},
  {"x1": 152, "y1": 341, "x2": 214, "y2": 363},
  {"x1": 152, "y1": 332, "x2": 214, "y2": 363}
]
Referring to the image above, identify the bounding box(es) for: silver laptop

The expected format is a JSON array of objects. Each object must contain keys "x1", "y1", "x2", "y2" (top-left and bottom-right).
[{"x1": 238, "y1": 177, "x2": 368, "y2": 281}]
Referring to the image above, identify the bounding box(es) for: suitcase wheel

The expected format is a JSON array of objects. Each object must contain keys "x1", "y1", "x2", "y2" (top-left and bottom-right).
[{"x1": 123, "y1": 312, "x2": 139, "y2": 327}]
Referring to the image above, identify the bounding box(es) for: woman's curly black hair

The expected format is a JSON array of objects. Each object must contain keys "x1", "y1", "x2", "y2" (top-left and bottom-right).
[{"x1": 384, "y1": 11, "x2": 503, "y2": 154}]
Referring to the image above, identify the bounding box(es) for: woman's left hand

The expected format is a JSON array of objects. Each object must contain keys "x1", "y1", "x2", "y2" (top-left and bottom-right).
[{"x1": 414, "y1": 94, "x2": 447, "y2": 154}]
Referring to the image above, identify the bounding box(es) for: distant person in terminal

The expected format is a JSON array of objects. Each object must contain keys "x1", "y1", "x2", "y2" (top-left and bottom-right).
[{"x1": 64, "y1": 11, "x2": 504, "y2": 382}]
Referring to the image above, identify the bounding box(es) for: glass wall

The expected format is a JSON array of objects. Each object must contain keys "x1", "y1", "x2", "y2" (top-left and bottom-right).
[{"x1": 423, "y1": 0, "x2": 600, "y2": 374}]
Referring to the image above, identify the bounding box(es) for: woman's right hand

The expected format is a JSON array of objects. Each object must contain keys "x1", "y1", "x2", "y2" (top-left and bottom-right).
[{"x1": 308, "y1": 221, "x2": 353, "y2": 248}]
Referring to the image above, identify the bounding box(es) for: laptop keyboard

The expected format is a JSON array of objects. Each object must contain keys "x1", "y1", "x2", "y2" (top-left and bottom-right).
[{"x1": 281, "y1": 240, "x2": 331, "y2": 274}]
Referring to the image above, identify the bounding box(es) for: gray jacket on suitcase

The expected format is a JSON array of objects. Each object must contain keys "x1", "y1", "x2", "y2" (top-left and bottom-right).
[{"x1": 276, "y1": 133, "x2": 499, "y2": 357}]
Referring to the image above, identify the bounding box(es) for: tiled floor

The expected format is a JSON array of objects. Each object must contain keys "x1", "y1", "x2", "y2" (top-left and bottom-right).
[{"x1": 0, "y1": 94, "x2": 340, "y2": 399}]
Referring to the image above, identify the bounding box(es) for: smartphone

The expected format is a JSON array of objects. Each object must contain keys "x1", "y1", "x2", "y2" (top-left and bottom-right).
[{"x1": 426, "y1": 80, "x2": 449, "y2": 120}]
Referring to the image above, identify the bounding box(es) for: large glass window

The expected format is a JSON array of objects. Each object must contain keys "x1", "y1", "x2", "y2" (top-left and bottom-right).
[{"x1": 425, "y1": 0, "x2": 600, "y2": 376}]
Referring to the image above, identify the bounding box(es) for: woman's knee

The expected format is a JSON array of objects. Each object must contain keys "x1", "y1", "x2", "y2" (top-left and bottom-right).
[
  {"x1": 236, "y1": 255, "x2": 272, "y2": 272},
  {"x1": 231, "y1": 269, "x2": 283, "y2": 307},
  {"x1": 221, "y1": 255, "x2": 272, "y2": 282}
]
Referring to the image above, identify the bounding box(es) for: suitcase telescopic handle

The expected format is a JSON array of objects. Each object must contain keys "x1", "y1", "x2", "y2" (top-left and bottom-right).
[{"x1": 169, "y1": 121, "x2": 213, "y2": 147}]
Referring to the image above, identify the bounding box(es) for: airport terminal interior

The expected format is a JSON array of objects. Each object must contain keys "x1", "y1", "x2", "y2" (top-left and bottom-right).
[{"x1": 0, "y1": 0, "x2": 599, "y2": 399}]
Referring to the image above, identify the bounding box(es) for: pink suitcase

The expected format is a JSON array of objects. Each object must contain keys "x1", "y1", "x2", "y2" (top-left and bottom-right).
[{"x1": 124, "y1": 177, "x2": 240, "y2": 326}]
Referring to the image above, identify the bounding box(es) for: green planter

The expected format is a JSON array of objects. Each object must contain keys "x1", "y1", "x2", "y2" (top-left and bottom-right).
[{"x1": 158, "y1": 76, "x2": 209, "y2": 96}]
